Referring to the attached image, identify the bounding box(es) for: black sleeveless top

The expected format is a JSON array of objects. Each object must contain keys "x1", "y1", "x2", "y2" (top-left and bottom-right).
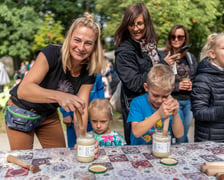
[{"x1": 10, "y1": 45, "x2": 95, "y2": 115}]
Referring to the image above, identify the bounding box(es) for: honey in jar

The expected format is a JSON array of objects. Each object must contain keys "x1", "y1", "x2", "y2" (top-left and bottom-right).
[
  {"x1": 152, "y1": 129, "x2": 171, "y2": 158},
  {"x1": 76, "y1": 133, "x2": 96, "y2": 163}
]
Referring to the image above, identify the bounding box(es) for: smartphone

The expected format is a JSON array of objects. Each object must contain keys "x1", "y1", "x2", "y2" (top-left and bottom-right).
[{"x1": 176, "y1": 44, "x2": 191, "y2": 54}]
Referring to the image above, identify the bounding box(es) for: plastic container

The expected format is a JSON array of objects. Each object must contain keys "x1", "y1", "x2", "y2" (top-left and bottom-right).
[
  {"x1": 76, "y1": 133, "x2": 96, "y2": 163},
  {"x1": 152, "y1": 129, "x2": 171, "y2": 158}
]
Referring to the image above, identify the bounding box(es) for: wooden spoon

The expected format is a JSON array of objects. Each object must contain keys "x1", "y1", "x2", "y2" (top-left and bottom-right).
[
  {"x1": 75, "y1": 109, "x2": 86, "y2": 137},
  {"x1": 7, "y1": 155, "x2": 40, "y2": 173},
  {"x1": 163, "y1": 118, "x2": 170, "y2": 136}
]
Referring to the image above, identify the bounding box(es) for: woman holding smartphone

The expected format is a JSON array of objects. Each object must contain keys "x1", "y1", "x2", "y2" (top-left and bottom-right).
[{"x1": 161, "y1": 25, "x2": 197, "y2": 143}]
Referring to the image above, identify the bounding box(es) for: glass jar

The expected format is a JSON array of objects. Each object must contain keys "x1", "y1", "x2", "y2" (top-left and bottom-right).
[
  {"x1": 76, "y1": 133, "x2": 96, "y2": 163},
  {"x1": 152, "y1": 129, "x2": 171, "y2": 158}
]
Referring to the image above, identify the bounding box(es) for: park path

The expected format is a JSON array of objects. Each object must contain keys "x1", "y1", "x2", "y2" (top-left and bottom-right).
[{"x1": 0, "y1": 133, "x2": 46, "y2": 151}]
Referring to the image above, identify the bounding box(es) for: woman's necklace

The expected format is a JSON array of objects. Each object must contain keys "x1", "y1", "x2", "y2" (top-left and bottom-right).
[{"x1": 71, "y1": 64, "x2": 82, "y2": 77}]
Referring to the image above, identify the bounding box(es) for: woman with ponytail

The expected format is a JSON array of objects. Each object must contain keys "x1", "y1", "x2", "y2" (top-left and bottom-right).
[{"x1": 5, "y1": 12, "x2": 105, "y2": 150}]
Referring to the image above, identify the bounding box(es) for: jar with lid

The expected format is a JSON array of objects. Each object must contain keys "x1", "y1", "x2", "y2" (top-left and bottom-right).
[
  {"x1": 152, "y1": 129, "x2": 171, "y2": 158},
  {"x1": 76, "y1": 132, "x2": 96, "y2": 163}
]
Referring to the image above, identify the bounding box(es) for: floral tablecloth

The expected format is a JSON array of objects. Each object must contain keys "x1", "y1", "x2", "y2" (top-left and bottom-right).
[{"x1": 0, "y1": 141, "x2": 224, "y2": 179}]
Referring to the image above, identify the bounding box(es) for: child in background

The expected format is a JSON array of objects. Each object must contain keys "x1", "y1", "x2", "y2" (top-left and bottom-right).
[
  {"x1": 191, "y1": 33, "x2": 224, "y2": 142},
  {"x1": 88, "y1": 98, "x2": 126, "y2": 146},
  {"x1": 127, "y1": 64, "x2": 184, "y2": 145}
]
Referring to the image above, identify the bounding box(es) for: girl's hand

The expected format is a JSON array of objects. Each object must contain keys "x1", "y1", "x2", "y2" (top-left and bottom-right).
[
  {"x1": 93, "y1": 141, "x2": 99, "y2": 159},
  {"x1": 164, "y1": 51, "x2": 180, "y2": 66},
  {"x1": 63, "y1": 116, "x2": 72, "y2": 127}
]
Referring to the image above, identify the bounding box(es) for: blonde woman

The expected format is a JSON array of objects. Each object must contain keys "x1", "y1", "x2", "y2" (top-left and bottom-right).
[{"x1": 5, "y1": 12, "x2": 105, "y2": 150}]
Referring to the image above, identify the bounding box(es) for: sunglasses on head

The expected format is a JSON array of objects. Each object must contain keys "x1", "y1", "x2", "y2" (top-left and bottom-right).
[{"x1": 171, "y1": 35, "x2": 185, "y2": 41}]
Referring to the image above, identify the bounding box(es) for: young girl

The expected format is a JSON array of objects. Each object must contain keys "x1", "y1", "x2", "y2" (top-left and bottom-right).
[
  {"x1": 191, "y1": 33, "x2": 224, "y2": 142},
  {"x1": 88, "y1": 98, "x2": 126, "y2": 146}
]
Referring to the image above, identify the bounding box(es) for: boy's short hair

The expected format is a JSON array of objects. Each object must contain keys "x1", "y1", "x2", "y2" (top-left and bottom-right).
[
  {"x1": 146, "y1": 64, "x2": 175, "y2": 91},
  {"x1": 88, "y1": 99, "x2": 113, "y2": 120}
]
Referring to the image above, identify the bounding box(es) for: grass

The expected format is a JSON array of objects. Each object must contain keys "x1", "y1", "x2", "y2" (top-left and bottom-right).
[
  {"x1": 0, "y1": 111, "x2": 6, "y2": 133},
  {"x1": 110, "y1": 112, "x2": 124, "y2": 135}
]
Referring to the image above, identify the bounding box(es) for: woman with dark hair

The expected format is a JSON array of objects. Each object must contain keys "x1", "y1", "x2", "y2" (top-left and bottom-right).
[
  {"x1": 114, "y1": 3, "x2": 168, "y2": 144},
  {"x1": 161, "y1": 25, "x2": 198, "y2": 143}
]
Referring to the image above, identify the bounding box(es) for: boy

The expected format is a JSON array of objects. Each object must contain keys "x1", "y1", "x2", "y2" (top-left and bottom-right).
[{"x1": 127, "y1": 64, "x2": 184, "y2": 145}]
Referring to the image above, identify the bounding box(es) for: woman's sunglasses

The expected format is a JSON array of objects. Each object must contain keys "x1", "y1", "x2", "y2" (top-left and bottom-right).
[{"x1": 171, "y1": 35, "x2": 185, "y2": 41}]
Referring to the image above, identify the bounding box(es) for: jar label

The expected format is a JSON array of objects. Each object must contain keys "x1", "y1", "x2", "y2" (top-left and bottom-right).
[
  {"x1": 152, "y1": 142, "x2": 170, "y2": 153},
  {"x1": 77, "y1": 145, "x2": 95, "y2": 157}
]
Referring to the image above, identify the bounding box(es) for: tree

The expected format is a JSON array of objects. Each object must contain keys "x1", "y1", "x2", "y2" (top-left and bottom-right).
[
  {"x1": 95, "y1": 0, "x2": 136, "y2": 42},
  {"x1": 0, "y1": 4, "x2": 40, "y2": 67},
  {"x1": 95, "y1": 0, "x2": 222, "y2": 58},
  {"x1": 32, "y1": 13, "x2": 64, "y2": 52},
  {"x1": 0, "y1": 0, "x2": 98, "y2": 62},
  {"x1": 147, "y1": 0, "x2": 221, "y2": 58}
]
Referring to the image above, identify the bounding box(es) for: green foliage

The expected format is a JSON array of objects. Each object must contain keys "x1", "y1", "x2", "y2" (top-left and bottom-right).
[
  {"x1": 32, "y1": 13, "x2": 64, "y2": 52},
  {"x1": 0, "y1": 4, "x2": 40, "y2": 59},
  {"x1": 2, "y1": 0, "x2": 84, "y2": 30},
  {"x1": 0, "y1": 0, "x2": 98, "y2": 62},
  {"x1": 95, "y1": 0, "x2": 223, "y2": 57},
  {"x1": 147, "y1": 0, "x2": 220, "y2": 50},
  {"x1": 0, "y1": 0, "x2": 223, "y2": 61}
]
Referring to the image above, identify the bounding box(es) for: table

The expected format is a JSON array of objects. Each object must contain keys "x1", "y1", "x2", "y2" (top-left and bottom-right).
[{"x1": 0, "y1": 141, "x2": 224, "y2": 179}]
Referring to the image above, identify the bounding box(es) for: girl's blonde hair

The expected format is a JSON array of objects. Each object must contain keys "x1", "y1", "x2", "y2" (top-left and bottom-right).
[
  {"x1": 146, "y1": 64, "x2": 175, "y2": 92},
  {"x1": 200, "y1": 33, "x2": 217, "y2": 61},
  {"x1": 61, "y1": 12, "x2": 105, "y2": 75},
  {"x1": 200, "y1": 33, "x2": 224, "y2": 61},
  {"x1": 88, "y1": 99, "x2": 113, "y2": 120}
]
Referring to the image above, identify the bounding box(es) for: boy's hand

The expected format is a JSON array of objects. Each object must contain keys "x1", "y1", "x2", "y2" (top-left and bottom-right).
[
  {"x1": 163, "y1": 96, "x2": 179, "y2": 116},
  {"x1": 158, "y1": 101, "x2": 172, "y2": 119},
  {"x1": 170, "y1": 98, "x2": 179, "y2": 115}
]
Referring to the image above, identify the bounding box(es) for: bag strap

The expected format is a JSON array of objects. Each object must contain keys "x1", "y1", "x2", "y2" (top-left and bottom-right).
[
  {"x1": 6, "y1": 105, "x2": 41, "y2": 120},
  {"x1": 186, "y1": 52, "x2": 193, "y2": 64}
]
